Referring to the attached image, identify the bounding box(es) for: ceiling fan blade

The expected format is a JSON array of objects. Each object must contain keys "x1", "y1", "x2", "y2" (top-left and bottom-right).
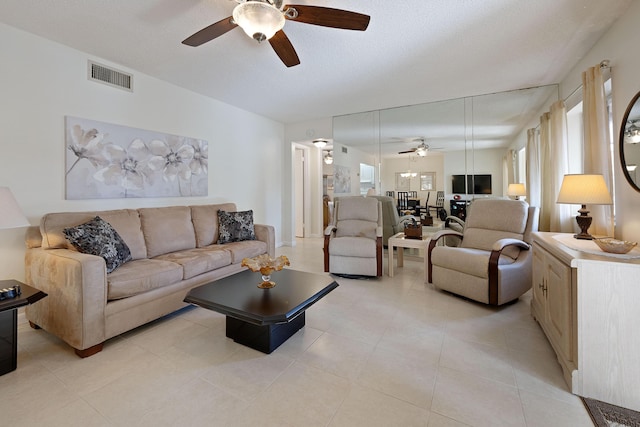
[
  {"x1": 285, "y1": 5, "x2": 370, "y2": 31},
  {"x1": 269, "y1": 30, "x2": 300, "y2": 67},
  {"x1": 398, "y1": 149, "x2": 416, "y2": 154},
  {"x1": 182, "y1": 16, "x2": 237, "y2": 46}
]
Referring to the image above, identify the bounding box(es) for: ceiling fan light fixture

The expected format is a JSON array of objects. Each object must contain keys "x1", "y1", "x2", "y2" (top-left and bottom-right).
[
  {"x1": 232, "y1": 2, "x2": 285, "y2": 42},
  {"x1": 415, "y1": 142, "x2": 429, "y2": 156},
  {"x1": 324, "y1": 151, "x2": 333, "y2": 164},
  {"x1": 313, "y1": 138, "x2": 328, "y2": 148}
]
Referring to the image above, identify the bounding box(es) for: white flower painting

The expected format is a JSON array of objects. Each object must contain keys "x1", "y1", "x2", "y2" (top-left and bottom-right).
[
  {"x1": 65, "y1": 116, "x2": 208, "y2": 199},
  {"x1": 333, "y1": 165, "x2": 351, "y2": 194}
]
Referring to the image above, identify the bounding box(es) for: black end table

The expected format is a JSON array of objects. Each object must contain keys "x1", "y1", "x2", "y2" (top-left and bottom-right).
[{"x1": 0, "y1": 280, "x2": 46, "y2": 375}]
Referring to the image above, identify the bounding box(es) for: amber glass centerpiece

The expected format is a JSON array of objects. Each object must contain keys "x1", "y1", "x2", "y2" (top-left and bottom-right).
[{"x1": 241, "y1": 254, "x2": 291, "y2": 288}]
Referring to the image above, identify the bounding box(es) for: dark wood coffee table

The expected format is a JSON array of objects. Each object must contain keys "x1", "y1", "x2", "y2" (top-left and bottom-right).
[{"x1": 184, "y1": 269, "x2": 338, "y2": 354}]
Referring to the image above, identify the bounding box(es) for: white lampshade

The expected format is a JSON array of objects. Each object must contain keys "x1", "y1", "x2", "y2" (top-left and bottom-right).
[
  {"x1": 556, "y1": 174, "x2": 612, "y2": 205},
  {"x1": 507, "y1": 183, "x2": 526, "y2": 197},
  {"x1": 233, "y1": 2, "x2": 285, "y2": 42},
  {"x1": 0, "y1": 187, "x2": 29, "y2": 229}
]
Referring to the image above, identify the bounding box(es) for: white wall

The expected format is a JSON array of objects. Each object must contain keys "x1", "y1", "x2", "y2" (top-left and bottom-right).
[
  {"x1": 381, "y1": 154, "x2": 445, "y2": 203},
  {"x1": 444, "y1": 148, "x2": 505, "y2": 202},
  {"x1": 0, "y1": 23, "x2": 285, "y2": 281},
  {"x1": 282, "y1": 118, "x2": 332, "y2": 245},
  {"x1": 556, "y1": 1, "x2": 640, "y2": 241}
]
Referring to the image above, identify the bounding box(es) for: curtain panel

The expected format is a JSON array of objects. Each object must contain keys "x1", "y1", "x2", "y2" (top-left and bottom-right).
[
  {"x1": 549, "y1": 100, "x2": 574, "y2": 233},
  {"x1": 582, "y1": 64, "x2": 614, "y2": 237},
  {"x1": 526, "y1": 128, "x2": 541, "y2": 208}
]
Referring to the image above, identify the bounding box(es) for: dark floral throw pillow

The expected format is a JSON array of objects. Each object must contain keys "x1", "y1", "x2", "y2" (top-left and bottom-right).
[
  {"x1": 218, "y1": 210, "x2": 256, "y2": 244},
  {"x1": 63, "y1": 216, "x2": 132, "y2": 273}
]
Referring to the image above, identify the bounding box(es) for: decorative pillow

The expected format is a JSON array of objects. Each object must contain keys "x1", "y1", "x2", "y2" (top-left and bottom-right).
[
  {"x1": 218, "y1": 209, "x2": 256, "y2": 244},
  {"x1": 63, "y1": 216, "x2": 132, "y2": 273}
]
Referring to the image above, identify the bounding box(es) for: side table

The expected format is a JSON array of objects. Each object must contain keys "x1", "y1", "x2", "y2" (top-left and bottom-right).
[
  {"x1": 0, "y1": 280, "x2": 46, "y2": 375},
  {"x1": 388, "y1": 232, "x2": 431, "y2": 277}
]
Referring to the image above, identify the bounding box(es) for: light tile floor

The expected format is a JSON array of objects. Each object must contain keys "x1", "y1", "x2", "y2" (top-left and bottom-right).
[{"x1": 1, "y1": 238, "x2": 593, "y2": 426}]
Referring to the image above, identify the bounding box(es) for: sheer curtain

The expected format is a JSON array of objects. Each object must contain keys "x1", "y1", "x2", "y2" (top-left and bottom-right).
[
  {"x1": 539, "y1": 112, "x2": 552, "y2": 231},
  {"x1": 526, "y1": 128, "x2": 541, "y2": 208},
  {"x1": 538, "y1": 102, "x2": 573, "y2": 232},
  {"x1": 549, "y1": 100, "x2": 573, "y2": 232},
  {"x1": 503, "y1": 149, "x2": 515, "y2": 195},
  {"x1": 582, "y1": 64, "x2": 614, "y2": 237}
]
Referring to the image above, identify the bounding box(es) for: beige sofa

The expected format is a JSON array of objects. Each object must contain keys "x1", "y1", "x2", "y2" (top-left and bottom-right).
[{"x1": 24, "y1": 203, "x2": 275, "y2": 357}]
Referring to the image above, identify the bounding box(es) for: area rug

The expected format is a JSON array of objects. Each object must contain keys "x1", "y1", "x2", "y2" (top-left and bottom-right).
[{"x1": 582, "y1": 397, "x2": 640, "y2": 426}]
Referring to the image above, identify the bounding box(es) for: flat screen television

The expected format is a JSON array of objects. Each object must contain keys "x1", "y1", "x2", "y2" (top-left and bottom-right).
[{"x1": 451, "y1": 174, "x2": 492, "y2": 194}]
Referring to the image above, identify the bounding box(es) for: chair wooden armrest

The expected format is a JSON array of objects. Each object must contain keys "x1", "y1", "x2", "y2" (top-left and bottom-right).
[
  {"x1": 487, "y1": 238, "x2": 530, "y2": 304},
  {"x1": 445, "y1": 216, "x2": 465, "y2": 228},
  {"x1": 324, "y1": 225, "x2": 336, "y2": 236},
  {"x1": 491, "y1": 238, "x2": 530, "y2": 252},
  {"x1": 427, "y1": 230, "x2": 464, "y2": 282}
]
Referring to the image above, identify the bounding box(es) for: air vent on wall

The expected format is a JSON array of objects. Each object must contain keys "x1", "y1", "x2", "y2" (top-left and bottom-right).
[{"x1": 88, "y1": 61, "x2": 133, "y2": 92}]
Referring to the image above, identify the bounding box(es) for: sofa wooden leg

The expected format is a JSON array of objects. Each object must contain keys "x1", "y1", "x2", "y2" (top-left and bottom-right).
[
  {"x1": 75, "y1": 343, "x2": 104, "y2": 358},
  {"x1": 28, "y1": 321, "x2": 41, "y2": 330}
]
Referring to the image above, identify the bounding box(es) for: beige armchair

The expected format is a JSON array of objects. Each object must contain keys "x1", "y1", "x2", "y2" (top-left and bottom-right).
[
  {"x1": 368, "y1": 195, "x2": 413, "y2": 246},
  {"x1": 324, "y1": 196, "x2": 383, "y2": 277},
  {"x1": 426, "y1": 199, "x2": 539, "y2": 305}
]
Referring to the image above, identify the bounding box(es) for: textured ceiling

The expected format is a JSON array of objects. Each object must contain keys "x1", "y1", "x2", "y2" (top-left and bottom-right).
[{"x1": 0, "y1": 0, "x2": 631, "y2": 124}]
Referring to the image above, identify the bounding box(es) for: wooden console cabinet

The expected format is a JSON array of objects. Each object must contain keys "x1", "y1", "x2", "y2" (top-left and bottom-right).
[{"x1": 531, "y1": 232, "x2": 640, "y2": 411}]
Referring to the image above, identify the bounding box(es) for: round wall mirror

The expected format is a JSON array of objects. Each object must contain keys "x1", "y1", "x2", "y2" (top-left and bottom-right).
[{"x1": 620, "y1": 90, "x2": 640, "y2": 192}]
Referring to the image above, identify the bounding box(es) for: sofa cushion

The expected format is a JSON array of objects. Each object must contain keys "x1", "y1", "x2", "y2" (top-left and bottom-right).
[
  {"x1": 40, "y1": 209, "x2": 147, "y2": 259},
  {"x1": 154, "y1": 246, "x2": 232, "y2": 280},
  {"x1": 63, "y1": 216, "x2": 132, "y2": 273},
  {"x1": 139, "y1": 206, "x2": 196, "y2": 258},
  {"x1": 223, "y1": 240, "x2": 268, "y2": 263},
  {"x1": 190, "y1": 203, "x2": 236, "y2": 247},
  {"x1": 106, "y1": 259, "x2": 184, "y2": 300},
  {"x1": 218, "y1": 210, "x2": 256, "y2": 244}
]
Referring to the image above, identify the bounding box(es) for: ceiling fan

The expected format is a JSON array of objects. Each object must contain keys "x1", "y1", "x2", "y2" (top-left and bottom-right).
[
  {"x1": 182, "y1": 0, "x2": 370, "y2": 67},
  {"x1": 397, "y1": 138, "x2": 430, "y2": 156}
]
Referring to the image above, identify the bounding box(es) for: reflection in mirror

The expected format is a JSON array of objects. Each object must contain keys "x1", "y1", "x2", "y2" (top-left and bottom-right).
[
  {"x1": 620, "y1": 90, "x2": 640, "y2": 192},
  {"x1": 332, "y1": 85, "x2": 558, "y2": 212}
]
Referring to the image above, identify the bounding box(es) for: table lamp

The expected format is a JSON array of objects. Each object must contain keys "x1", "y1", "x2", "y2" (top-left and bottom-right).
[
  {"x1": 507, "y1": 183, "x2": 526, "y2": 200},
  {"x1": 556, "y1": 174, "x2": 612, "y2": 240},
  {"x1": 0, "y1": 187, "x2": 29, "y2": 230}
]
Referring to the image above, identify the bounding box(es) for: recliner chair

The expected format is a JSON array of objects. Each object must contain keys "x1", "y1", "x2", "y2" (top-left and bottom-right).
[
  {"x1": 426, "y1": 199, "x2": 539, "y2": 305},
  {"x1": 368, "y1": 195, "x2": 413, "y2": 246},
  {"x1": 324, "y1": 196, "x2": 383, "y2": 277}
]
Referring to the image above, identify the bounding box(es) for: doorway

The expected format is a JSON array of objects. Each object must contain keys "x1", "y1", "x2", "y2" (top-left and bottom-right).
[{"x1": 294, "y1": 147, "x2": 305, "y2": 238}]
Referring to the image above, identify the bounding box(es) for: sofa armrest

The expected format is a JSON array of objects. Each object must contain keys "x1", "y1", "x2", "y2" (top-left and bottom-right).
[
  {"x1": 254, "y1": 224, "x2": 275, "y2": 257},
  {"x1": 24, "y1": 247, "x2": 108, "y2": 352}
]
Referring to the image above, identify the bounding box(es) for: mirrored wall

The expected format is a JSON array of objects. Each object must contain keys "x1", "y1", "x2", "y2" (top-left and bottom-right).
[{"x1": 331, "y1": 85, "x2": 558, "y2": 210}]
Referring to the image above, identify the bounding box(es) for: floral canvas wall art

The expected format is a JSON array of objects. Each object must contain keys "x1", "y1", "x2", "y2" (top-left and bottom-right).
[
  {"x1": 333, "y1": 165, "x2": 351, "y2": 194},
  {"x1": 65, "y1": 116, "x2": 208, "y2": 199}
]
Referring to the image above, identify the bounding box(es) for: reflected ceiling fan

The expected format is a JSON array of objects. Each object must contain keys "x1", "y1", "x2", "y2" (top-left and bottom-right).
[
  {"x1": 397, "y1": 138, "x2": 431, "y2": 156},
  {"x1": 182, "y1": 0, "x2": 370, "y2": 67}
]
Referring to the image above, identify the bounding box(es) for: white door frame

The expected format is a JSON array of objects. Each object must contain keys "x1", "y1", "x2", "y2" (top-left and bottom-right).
[{"x1": 292, "y1": 142, "x2": 311, "y2": 240}]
